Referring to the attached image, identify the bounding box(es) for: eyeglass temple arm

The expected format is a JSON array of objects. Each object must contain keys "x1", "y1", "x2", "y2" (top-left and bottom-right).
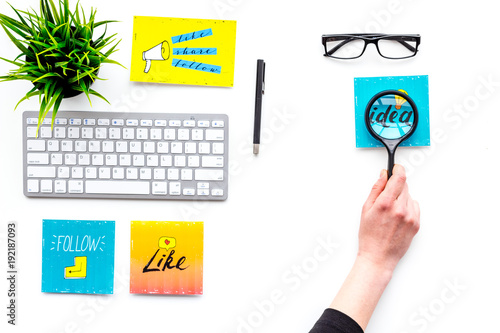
[
  {"x1": 395, "y1": 39, "x2": 417, "y2": 52},
  {"x1": 326, "y1": 37, "x2": 356, "y2": 56}
]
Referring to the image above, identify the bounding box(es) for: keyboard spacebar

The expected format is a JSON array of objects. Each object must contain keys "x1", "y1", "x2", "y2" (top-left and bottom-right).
[{"x1": 86, "y1": 181, "x2": 150, "y2": 195}]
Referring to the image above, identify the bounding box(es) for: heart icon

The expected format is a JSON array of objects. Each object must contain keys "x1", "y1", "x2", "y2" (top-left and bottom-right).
[{"x1": 165, "y1": 239, "x2": 170, "y2": 245}]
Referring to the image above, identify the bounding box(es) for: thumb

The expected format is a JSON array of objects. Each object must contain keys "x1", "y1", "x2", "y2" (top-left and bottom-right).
[{"x1": 364, "y1": 169, "x2": 388, "y2": 210}]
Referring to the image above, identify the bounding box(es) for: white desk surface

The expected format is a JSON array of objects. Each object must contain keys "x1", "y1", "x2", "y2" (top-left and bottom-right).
[{"x1": 1, "y1": 0, "x2": 499, "y2": 332}]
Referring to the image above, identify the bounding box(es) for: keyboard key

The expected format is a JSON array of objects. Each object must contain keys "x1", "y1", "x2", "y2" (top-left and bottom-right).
[
  {"x1": 150, "y1": 129, "x2": 162, "y2": 140},
  {"x1": 65, "y1": 154, "x2": 77, "y2": 165},
  {"x1": 127, "y1": 119, "x2": 139, "y2": 126},
  {"x1": 171, "y1": 142, "x2": 182, "y2": 154},
  {"x1": 154, "y1": 120, "x2": 167, "y2": 127},
  {"x1": 98, "y1": 119, "x2": 110, "y2": 126},
  {"x1": 154, "y1": 168, "x2": 165, "y2": 180},
  {"x1": 109, "y1": 128, "x2": 121, "y2": 139},
  {"x1": 192, "y1": 129, "x2": 204, "y2": 141},
  {"x1": 181, "y1": 169, "x2": 193, "y2": 180},
  {"x1": 161, "y1": 155, "x2": 172, "y2": 167},
  {"x1": 47, "y1": 140, "x2": 59, "y2": 152},
  {"x1": 195, "y1": 169, "x2": 224, "y2": 181},
  {"x1": 68, "y1": 180, "x2": 84, "y2": 193},
  {"x1": 51, "y1": 153, "x2": 63, "y2": 165},
  {"x1": 69, "y1": 118, "x2": 82, "y2": 125},
  {"x1": 205, "y1": 129, "x2": 224, "y2": 141},
  {"x1": 58, "y1": 167, "x2": 70, "y2": 178},
  {"x1": 72, "y1": 167, "x2": 84, "y2": 179},
  {"x1": 99, "y1": 168, "x2": 111, "y2": 179},
  {"x1": 212, "y1": 120, "x2": 225, "y2": 127},
  {"x1": 141, "y1": 119, "x2": 153, "y2": 126},
  {"x1": 157, "y1": 142, "x2": 168, "y2": 153},
  {"x1": 169, "y1": 120, "x2": 181, "y2": 127},
  {"x1": 82, "y1": 128, "x2": 94, "y2": 138},
  {"x1": 137, "y1": 128, "x2": 148, "y2": 139},
  {"x1": 152, "y1": 182, "x2": 167, "y2": 195},
  {"x1": 133, "y1": 155, "x2": 145, "y2": 166},
  {"x1": 147, "y1": 155, "x2": 159, "y2": 166},
  {"x1": 92, "y1": 154, "x2": 104, "y2": 166},
  {"x1": 199, "y1": 143, "x2": 210, "y2": 154},
  {"x1": 167, "y1": 169, "x2": 179, "y2": 180},
  {"x1": 188, "y1": 156, "x2": 200, "y2": 167},
  {"x1": 169, "y1": 182, "x2": 181, "y2": 195},
  {"x1": 68, "y1": 127, "x2": 80, "y2": 138},
  {"x1": 113, "y1": 168, "x2": 125, "y2": 179},
  {"x1": 116, "y1": 141, "x2": 128, "y2": 153},
  {"x1": 178, "y1": 129, "x2": 189, "y2": 140},
  {"x1": 213, "y1": 143, "x2": 224, "y2": 154},
  {"x1": 54, "y1": 127, "x2": 66, "y2": 138},
  {"x1": 126, "y1": 168, "x2": 138, "y2": 180},
  {"x1": 55, "y1": 180, "x2": 66, "y2": 193},
  {"x1": 96, "y1": 128, "x2": 107, "y2": 139},
  {"x1": 212, "y1": 189, "x2": 224, "y2": 196},
  {"x1": 123, "y1": 128, "x2": 135, "y2": 139},
  {"x1": 61, "y1": 141, "x2": 73, "y2": 152},
  {"x1": 40, "y1": 127, "x2": 52, "y2": 138},
  {"x1": 75, "y1": 141, "x2": 87, "y2": 152},
  {"x1": 26, "y1": 127, "x2": 37, "y2": 138},
  {"x1": 202, "y1": 156, "x2": 224, "y2": 167},
  {"x1": 198, "y1": 120, "x2": 210, "y2": 127},
  {"x1": 27, "y1": 153, "x2": 49, "y2": 165},
  {"x1": 27, "y1": 140, "x2": 45, "y2": 151},
  {"x1": 164, "y1": 129, "x2": 176, "y2": 140},
  {"x1": 55, "y1": 118, "x2": 67, "y2": 125},
  {"x1": 106, "y1": 154, "x2": 118, "y2": 166},
  {"x1": 79, "y1": 154, "x2": 90, "y2": 165},
  {"x1": 112, "y1": 119, "x2": 124, "y2": 126},
  {"x1": 27, "y1": 166, "x2": 56, "y2": 178},
  {"x1": 183, "y1": 120, "x2": 196, "y2": 127},
  {"x1": 86, "y1": 167, "x2": 97, "y2": 179},
  {"x1": 140, "y1": 168, "x2": 152, "y2": 180},
  {"x1": 183, "y1": 188, "x2": 195, "y2": 195},
  {"x1": 27, "y1": 179, "x2": 39, "y2": 192},
  {"x1": 130, "y1": 142, "x2": 142, "y2": 153},
  {"x1": 84, "y1": 118, "x2": 96, "y2": 126}
]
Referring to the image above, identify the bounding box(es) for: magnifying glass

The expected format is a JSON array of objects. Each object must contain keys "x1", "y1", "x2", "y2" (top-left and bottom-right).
[{"x1": 364, "y1": 90, "x2": 418, "y2": 178}]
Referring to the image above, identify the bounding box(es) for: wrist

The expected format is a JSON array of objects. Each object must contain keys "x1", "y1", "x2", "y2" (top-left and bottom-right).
[{"x1": 354, "y1": 254, "x2": 394, "y2": 287}]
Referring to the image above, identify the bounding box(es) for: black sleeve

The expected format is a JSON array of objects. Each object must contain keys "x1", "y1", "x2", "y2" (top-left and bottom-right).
[{"x1": 309, "y1": 308, "x2": 364, "y2": 333}]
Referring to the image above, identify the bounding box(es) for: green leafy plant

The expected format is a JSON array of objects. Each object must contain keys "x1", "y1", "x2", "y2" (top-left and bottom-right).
[{"x1": 0, "y1": 0, "x2": 123, "y2": 131}]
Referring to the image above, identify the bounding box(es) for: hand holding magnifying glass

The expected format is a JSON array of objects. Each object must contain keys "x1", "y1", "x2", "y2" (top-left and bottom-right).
[{"x1": 364, "y1": 90, "x2": 418, "y2": 178}]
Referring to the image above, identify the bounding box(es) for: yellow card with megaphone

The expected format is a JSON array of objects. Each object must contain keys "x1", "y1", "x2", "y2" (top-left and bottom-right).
[{"x1": 130, "y1": 16, "x2": 237, "y2": 87}]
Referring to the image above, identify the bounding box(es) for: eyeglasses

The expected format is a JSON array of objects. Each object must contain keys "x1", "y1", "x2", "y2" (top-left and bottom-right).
[{"x1": 322, "y1": 34, "x2": 420, "y2": 60}]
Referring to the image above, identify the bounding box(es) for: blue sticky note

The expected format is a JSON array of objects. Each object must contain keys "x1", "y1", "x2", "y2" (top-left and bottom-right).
[
  {"x1": 41, "y1": 220, "x2": 115, "y2": 294},
  {"x1": 354, "y1": 75, "x2": 430, "y2": 148}
]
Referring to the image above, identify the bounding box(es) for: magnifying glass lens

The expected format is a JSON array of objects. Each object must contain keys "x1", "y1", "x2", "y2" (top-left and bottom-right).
[{"x1": 365, "y1": 90, "x2": 418, "y2": 177}]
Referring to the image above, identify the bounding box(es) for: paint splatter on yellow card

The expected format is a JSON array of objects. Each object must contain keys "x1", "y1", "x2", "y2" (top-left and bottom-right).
[{"x1": 130, "y1": 16, "x2": 237, "y2": 87}]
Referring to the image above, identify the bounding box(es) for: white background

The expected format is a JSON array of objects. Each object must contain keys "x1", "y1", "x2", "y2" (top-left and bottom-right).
[{"x1": 1, "y1": 0, "x2": 499, "y2": 332}]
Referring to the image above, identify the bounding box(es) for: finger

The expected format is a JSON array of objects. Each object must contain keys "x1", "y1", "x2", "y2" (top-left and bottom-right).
[
  {"x1": 364, "y1": 169, "x2": 388, "y2": 210},
  {"x1": 381, "y1": 164, "x2": 407, "y2": 201},
  {"x1": 397, "y1": 182, "x2": 409, "y2": 204}
]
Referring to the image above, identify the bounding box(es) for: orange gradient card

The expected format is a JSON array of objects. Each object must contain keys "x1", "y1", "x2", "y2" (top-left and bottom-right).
[{"x1": 130, "y1": 221, "x2": 203, "y2": 295}]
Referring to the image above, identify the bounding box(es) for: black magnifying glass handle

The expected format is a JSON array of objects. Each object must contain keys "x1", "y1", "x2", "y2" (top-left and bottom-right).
[{"x1": 387, "y1": 149, "x2": 395, "y2": 178}]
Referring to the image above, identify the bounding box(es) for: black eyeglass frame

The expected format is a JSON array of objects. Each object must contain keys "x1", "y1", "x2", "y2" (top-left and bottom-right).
[{"x1": 322, "y1": 34, "x2": 421, "y2": 60}]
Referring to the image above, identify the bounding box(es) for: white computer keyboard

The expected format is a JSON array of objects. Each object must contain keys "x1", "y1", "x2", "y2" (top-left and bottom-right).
[{"x1": 23, "y1": 111, "x2": 228, "y2": 200}]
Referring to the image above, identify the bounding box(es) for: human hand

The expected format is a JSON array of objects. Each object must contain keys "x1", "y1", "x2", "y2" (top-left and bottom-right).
[{"x1": 358, "y1": 164, "x2": 420, "y2": 274}]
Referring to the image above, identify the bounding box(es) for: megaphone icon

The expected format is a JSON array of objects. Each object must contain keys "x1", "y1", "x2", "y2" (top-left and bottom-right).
[{"x1": 143, "y1": 41, "x2": 171, "y2": 73}]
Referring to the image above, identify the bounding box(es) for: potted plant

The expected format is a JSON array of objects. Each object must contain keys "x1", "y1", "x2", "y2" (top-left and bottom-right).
[{"x1": 0, "y1": 0, "x2": 123, "y2": 131}]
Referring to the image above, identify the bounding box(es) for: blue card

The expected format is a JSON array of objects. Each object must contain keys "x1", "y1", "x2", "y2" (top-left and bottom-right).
[
  {"x1": 42, "y1": 220, "x2": 115, "y2": 294},
  {"x1": 354, "y1": 75, "x2": 430, "y2": 148}
]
